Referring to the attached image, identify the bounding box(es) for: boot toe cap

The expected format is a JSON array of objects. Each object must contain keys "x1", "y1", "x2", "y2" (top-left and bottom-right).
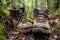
[{"x1": 33, "y1": 23, "x2": 52, "y2": 33}]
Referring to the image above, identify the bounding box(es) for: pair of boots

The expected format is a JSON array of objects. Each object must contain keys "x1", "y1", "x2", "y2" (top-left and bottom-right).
[{"x1": 10, "y1": 7, "x2": 52, "y2": 34}]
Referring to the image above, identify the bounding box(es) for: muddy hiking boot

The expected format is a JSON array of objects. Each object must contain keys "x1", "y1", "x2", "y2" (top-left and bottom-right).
[
  {"x1": 32, "y1": 8, "x2": 52, "y2": 33},
  {"x1": 10, "y1": 7, "x2": 33, "y2": 33}
]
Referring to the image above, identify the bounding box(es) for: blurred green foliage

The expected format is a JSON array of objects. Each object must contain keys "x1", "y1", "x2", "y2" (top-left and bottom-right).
[
  {"x1": 0, "y1": 22, "x2": 7, "y2": 40},
  {"x1": 0, "y1": 6, "x2": 10, "y2": 17},
  {"x1": 56, "y1": 23, "x2": 60, "y2": 31}
]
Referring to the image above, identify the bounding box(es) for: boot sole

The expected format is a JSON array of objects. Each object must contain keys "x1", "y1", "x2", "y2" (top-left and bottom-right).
[
  {"x1": 16, "y1": 28, "x2": 32, "y2": 33},
  {"x1": 32, "y1": 28, "x2": 52, "y2": 34}
]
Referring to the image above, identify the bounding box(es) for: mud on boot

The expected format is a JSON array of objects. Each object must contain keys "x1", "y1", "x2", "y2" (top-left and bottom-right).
[{"x1": 32, "y1": 8, "x2": 52, "y2": 34}]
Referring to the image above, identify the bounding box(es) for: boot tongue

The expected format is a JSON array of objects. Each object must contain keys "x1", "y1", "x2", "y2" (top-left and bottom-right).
[
  {"x1": 18, "y1": 15, "x2": 27, "y2": 23},
  {"x1": 37, "y1": 15, "x2": 46, "y2": 23},
  {"x1": 21, "y1": 18, "x2": 27, "y2": 23}
]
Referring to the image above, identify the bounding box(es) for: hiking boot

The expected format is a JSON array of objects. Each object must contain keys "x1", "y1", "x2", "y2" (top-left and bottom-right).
[
  {"x1": 10, "y1": 7, "x2": 33, "y2": 33},
  {"x1": 32, "y1": 8, "x2": 52, "y2": 34}
]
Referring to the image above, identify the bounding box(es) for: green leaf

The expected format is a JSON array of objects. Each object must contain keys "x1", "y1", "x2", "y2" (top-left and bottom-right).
[{"x1": 0, "y1": 6, "x2": 10, "y2": 17}]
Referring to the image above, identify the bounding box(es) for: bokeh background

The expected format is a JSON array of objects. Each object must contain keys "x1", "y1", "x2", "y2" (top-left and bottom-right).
[{"x1": 0, "y1": 0, "x2": 60, "y2": 40}]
